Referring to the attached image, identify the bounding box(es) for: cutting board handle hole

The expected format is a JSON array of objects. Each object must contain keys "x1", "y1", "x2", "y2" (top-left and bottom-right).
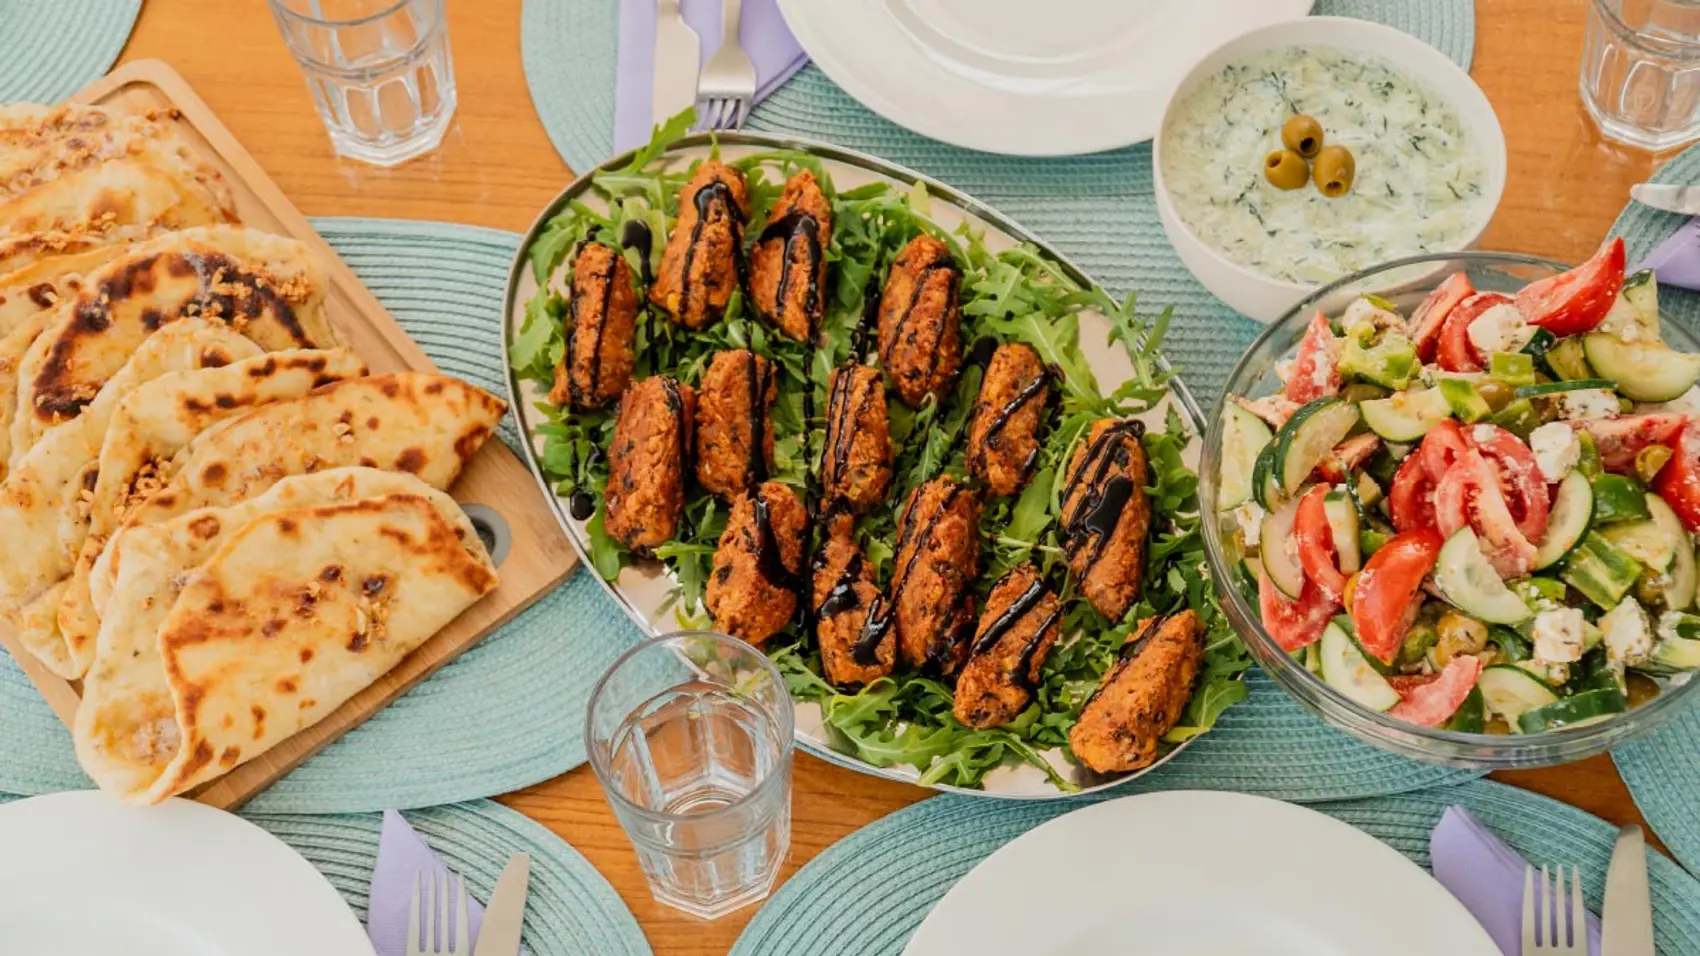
[{"x1": 460, "y1": 504, "x2": 511, "y2": 567}]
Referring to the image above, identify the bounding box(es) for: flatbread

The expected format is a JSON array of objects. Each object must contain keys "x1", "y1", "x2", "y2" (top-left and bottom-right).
[
  {"x1": 0, "y1": 153, "x2": 236, "y2": 237},
  {"x1": 0, "y1": 241, "x2": 134, "y2": 337},
  {"x1": 0, "y1": 318, "x2": 262, "y2": 676},
  {"x1": 0, "y1": 305, "x2": 55, "y2": 480},
  {"x1": 87, "y1": 371, "x2": 507, "y2": 612},
  {"x1": 0, "y1": 104, "x2": 231, "y2": 210},
  {"x1": 10, "y1": 225, "x2": 338, "y2": 466},
  {"x1": 76, "y1": 466, "x2": 489, "y2": 799},
  {"x1": 53, "y1": 347, "x2": 368, "y2": 677}
]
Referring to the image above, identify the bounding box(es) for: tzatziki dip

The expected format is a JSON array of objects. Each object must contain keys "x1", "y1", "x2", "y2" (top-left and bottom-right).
[{"x1": 1160, "y1": 45, "x2": 1490, "y2": 285}]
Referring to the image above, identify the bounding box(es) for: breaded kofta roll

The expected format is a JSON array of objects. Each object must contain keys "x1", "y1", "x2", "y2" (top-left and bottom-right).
[
  {"x1": 706, "y1": 481, "x2": 808, "y2": 644},
  {"x1": 1061, "y1": 418, "x2": 1151, "y2": 622},
  {"x1": 877, "y1": 234, "x2": 963, "y2": 407},
  {"x1": 1068, "y1": 610, "x2": 1204, "y2": 774},
  {"x1": 750, "y1": 169, "x2": 832, "y2": 343},
  {"x1": 550, "y1": 242, "x2": 639, "y2": 410},
  {"x1": 821, "y1": 363, "x2": 893, "y2": 513},
  {"x1": 650, "y1": 159, "x2": 749, "y2": 329},
  {"x1": 952, "y1": 563, "x2": 1062, "y2": 729},
  {"x1": 965, "y1": 342, "x2": 1049, "y2": 497},
  {"x1": 695, "y1": 349, "x2": 776, "y2": 498},
  {"x1": 812, "y1": 511, "x2": 893, "y2": 687},
  {"x1": 877, "y1": 476, "x2": 980, "y2": 676},
  {"x1": 603, "y1": 376, "x2": 696, "y2": 555}
]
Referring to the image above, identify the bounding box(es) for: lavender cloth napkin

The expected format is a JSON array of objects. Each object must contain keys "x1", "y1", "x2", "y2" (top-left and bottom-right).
[
  {"x1": 1638, "y1": 216, "x2": 1700, "y2": 291},
  {"x1": 368, "y1": 810, "x2": 488, "y2": 956},
  {"x1": 1431, "y1": 806, "x2": 1604, "y2": 955},
  {"x1": 613, "y1": 0, "x2": 807, "y2": 154}
]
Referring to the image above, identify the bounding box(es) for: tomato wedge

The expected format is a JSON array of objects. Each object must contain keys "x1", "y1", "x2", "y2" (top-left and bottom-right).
[
  {"x1": 1285, "y1": 310, "x2": 1341, "y2": 404},
  {"x1": 1295, "y1": 486, "x2": 1348, "y2": 602},
  {"x1": 1387, "y1": 656, "x2": 1484, "y2": 727},
  {"x1": 1420, "y1": 419, "x2": 1471, "y2": 479},
  {"x1": 1654, "y1": 420, "x2": 1700, "y2": 533},
  {"x1": 1435, "y1": 448, "x2": 1538, "y2": 578},
  {"x1": 1516, "y1": 237, "x2": 1626, "y2": 337},
  {"x1": 1436, "y1": 292, "x2": 1513, "y2": 372},
  {"x1": 1390, "y1": 453, "x2": 1437, "y2": 533},
  {"x1": 1314, "y1": 432, "x2": 1383, "y2": 484},
  {"x1": 1467, "y1": 424, "x2": 1551, "y2": 543},
  {"x1": 1257, "y1": 565, "x2": 1337, "y2": 652},
  {"x1": 1573, "y1": 414, "x2": 1688, "y2": 474},
  {"x1": 1408, "y1": 271, "x2": 1474, "y2": 363},
  {"x1": 1351, "y1": 528, "x2": 1443, "y2": 664}
]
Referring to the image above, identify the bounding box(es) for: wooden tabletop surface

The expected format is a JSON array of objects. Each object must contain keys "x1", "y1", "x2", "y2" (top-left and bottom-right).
[{"x1": 113, "y1": 0, "x2": 1678, "y2": 952}]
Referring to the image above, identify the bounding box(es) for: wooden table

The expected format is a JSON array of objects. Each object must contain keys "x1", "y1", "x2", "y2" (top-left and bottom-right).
[{"x1": 112, "y1": 0, "x2": 1676, "y2": 951}]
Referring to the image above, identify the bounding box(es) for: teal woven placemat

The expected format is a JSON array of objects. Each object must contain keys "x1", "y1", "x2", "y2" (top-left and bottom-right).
[
  {"x1": 731, "y1": 779, "x2": 1700, "y2": 956},
  {"x1": 0, "y1": 0, "x2": 140, "y2": 103},
  {"x1": 0, "y1": 217, "x2": 647, "y2": 812}
]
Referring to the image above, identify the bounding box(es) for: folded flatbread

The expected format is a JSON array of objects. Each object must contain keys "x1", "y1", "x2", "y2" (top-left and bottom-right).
[
  {"x1": 0, "y1": 104, "x2": 232, "y2": 211},
  {"x1": 51, "y1": 347, "x2": 368, "y2": 677},
  {"x1": 0, "y1": 152, "x2": 237, "y2": 238},
  {"x1": 74, "y1": 471, "x2": 497, "y2": 803},
  {"x1": 10, "y1": 225, "x2": 337, "y2": 466},
  {"x1": 0, "y1": 318, "x2": 262, "y2": 676}
]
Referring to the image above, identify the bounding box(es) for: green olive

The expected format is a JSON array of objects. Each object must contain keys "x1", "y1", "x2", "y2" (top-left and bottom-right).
[
  {"x1": 1264, "y1": 149, "x2": 1309, "y2": 190},
  {"x1": 1281, "y1": 114, "x2": 1325, "y2": 158},
  {"x1": 1476, "y1": 379, "x2": 1514, "y2": 412},
  {"x1": 1313, "y1": 145, "x2": 1356, "y2": 198}
]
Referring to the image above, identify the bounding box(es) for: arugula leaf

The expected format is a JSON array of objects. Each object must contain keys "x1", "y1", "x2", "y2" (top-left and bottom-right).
[{"x1": 510, "y1": 293, "x2": 564, "y2": 381}]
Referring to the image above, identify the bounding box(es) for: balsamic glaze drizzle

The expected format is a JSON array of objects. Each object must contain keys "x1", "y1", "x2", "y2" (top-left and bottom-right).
[
  {"x1": 878, "y1": 256, "x2": 962, "y2": 397},
  {"x1": 967, "y1": 368, "x2": 1048, "y2": 477},
  {"x1": 744, "y1": 352, "x2": 772, "y2": 488},
  {"x1": 750, "y1": 491, "x2": 802, "y2": 591},
  {"x1": 757, "y1": 211, "x2": 826, "y2": 343},
  {"x1": 621, "y1": 220, "x2": 654, "y2": 287},
  {"x1": 675, "y1": 180, "x2": 744, "y2": 322},
  {"x1": 1060, "y1": 420, "x2": 1146, "y2": 572},
  {"x1": 564, "y1": 247, "x2": 620, "y2": 408},
  {"x1": 855, "y1": 483, "x2": 967, "y2": 668}
]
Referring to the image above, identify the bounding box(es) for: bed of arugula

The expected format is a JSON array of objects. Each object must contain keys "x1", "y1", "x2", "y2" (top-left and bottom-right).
[{"x1": 509, "y1": 115, "x2": 1251, "y2": 791}]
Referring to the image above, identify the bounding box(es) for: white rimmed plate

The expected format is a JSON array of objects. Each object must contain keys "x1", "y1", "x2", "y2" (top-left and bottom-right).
[
  {"x1": 774, "y1": 0, "x2": 1315, "y2": 156},
  {"x1": 0, "y1": 791, "x2": 372, "y2": 956},
  {"x1": 904, "y1": 790, "x2": 1500, "y2": 955}
]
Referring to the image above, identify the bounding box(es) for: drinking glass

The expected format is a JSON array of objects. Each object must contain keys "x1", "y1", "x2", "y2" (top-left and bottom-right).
[
  {"x1": 586, "y1": 631, "x2": 794, "y2": 919},
  {"x1": 267, "y1": 0, "x2": 457, "y2": 166},
  {"x1": 1581, "y1": 0, "x2": 1700, "y2": 151}
]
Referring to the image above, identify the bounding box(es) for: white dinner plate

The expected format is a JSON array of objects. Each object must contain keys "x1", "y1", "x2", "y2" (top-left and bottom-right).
[
  {"x1": 903, "y1": 790, "x2": 1500, "y2": 956},
  {"x1": 0, "y1": 791, "x2": 372, "y2": 956},
  {"x1": 775, "y1": 0, "x2": 1315, "y2": 156}
]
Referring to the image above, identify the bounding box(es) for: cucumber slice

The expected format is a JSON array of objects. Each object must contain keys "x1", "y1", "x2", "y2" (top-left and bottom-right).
[
  {"x1": 1544, "y1": 337, "x2": 1595, "y2": 382},
  {"x1": 1274, "y1": 399, "x2": 1360, "y2": 494},
  {"x1": 1438, "y1": 377, "x2": 1492, "y2": 423},
  {"x1": 1582, "y1": 334, "x2": 1700, "y2": 402},
  {"x1": 1360, "y1": 388, "x2": 1450, "y2": 442},
  {"x1": 1645, "y1": 632, "x2": 1700, "y2": 673},
  {"x1": 1591, "y1": 474, "x2": 1651, "y2": 526},
  {"x1": 1252, "y1": 441, "x2": 1282, "y2": 510},
  {"x1": 1514, "y1": 378, "x2": 1618, "y2": 398},
  {"x1": 1486, "y1": 397, "x2": 1540, "y2": 442},
  {"x1": 1522, "y1": 327, "x2": 1559, "y2": 376},
  {"x1": 1598, "y1": 268, "x2": 1660, "y2": 344},
  {"x1": 1297, "y1": 641, "x2": 1324, "y2": 675},
  {"x1": 1535, "y1": 471, "x2": 1595, "y2": 571},
  {"x1": 1490, "y1": 352, "x2": 1537, "y2": 388},
  {"x1": 1218, "y1": 402, "x2": 1274, "y2": 511},
  {"x1": 1445, "y1": 686, "x2": 1486, "y2": 733},
  {"x1": 1561, "y1": 532, "x2": 1646, "y2": 610},
  {"x1": 1478, "y1": 663, "x2": 1561, "y2": 729},
  {"x1": 1324, "y1": 493, "x2": 1363, "y2": 574},
  {"x1": 1516, "y1": 687, "x2": 1628, "y2": 734},
  {"x1": 1434, "y1": 527, "x2": 1536, "y2": 625},
  {"x1": 1260, "y1": 494, "x2": 1306, "y2": 599},
  {"x1": 1600, "y1": 516, "x2": 1676, "y2": 574},
  {"x1": 1647, "y1": 494, "x2": 1696, "y2": 611},
  {"x1": 1318, "y1": 618, "x2": 1401, "y2": 711}
]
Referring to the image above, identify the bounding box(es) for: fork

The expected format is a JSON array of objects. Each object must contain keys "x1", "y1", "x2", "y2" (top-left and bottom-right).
[
  {"x1": 1523, "y1": 864, "x2": 1588, "y2": 954},
  {"x1": 696, "y1": 0, "x2": 757, "y2": 130},
  {"x1": 404, "y1": 870, "x2": 472, "y2": 956}
]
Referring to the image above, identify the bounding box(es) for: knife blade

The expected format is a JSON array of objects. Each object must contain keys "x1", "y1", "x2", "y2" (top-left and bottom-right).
[
  {"x1": 472, "y1": 852, "x2": 531, "y2": 956},
  {"x1": 1631, "y1": 182, "x2": 1700, "y2": 216},
  {"x1": 653, "y1": 0, "x2": 702, "y2": 129},
  {"x1": 1602, "y1": 825, "x2": 1655, "y2": 956}
]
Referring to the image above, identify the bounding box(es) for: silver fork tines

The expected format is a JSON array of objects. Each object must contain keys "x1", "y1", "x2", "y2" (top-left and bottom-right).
[
  {"x1": 696, "y1": 0, "x2": 756, "y2": 131},
  {"x1": 405, "y1": 870, "x2": 473, "y2": 956},
  {"x1": 1523, "y1": 864, "x2": 1588, "y2": 954}
]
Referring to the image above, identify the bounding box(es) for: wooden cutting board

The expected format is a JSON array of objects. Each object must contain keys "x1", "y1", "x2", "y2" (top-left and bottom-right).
[{"x1": 0, "y1": 59, "x2": 579, "y2": 809}]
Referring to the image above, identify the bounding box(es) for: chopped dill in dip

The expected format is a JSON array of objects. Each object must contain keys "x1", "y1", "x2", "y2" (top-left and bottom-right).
[{"x1": 1160, "y1": 46, "x2": 1489, "y2": 285}]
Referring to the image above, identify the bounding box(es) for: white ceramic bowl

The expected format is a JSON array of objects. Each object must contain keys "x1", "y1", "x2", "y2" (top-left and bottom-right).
[{"x1": 1152, "y1": 17, "x2": 1507, "y2": 323}]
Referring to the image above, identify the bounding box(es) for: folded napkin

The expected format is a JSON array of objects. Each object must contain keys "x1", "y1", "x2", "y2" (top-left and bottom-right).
[
  {"x1": 369, "y1": 810, "x2": 488, "y2": 956},
  {"x1": 1431, "y1": 806, "x2": 1603, "y2": 955},
  {"x1": 1638, "y1": 216, "x2": 1700, "y2": 291},
  {"x1": 614, "y1": 0, "x2": 807, "y2": 154}
]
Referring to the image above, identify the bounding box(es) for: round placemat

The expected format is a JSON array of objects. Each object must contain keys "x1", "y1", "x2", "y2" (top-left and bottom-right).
[
  {"x1": 0, "y1": 0, "x2": 141, "y2": 103},
  {"x1": 731, "y1": 779, "x2": 1700, "y2": 956}
]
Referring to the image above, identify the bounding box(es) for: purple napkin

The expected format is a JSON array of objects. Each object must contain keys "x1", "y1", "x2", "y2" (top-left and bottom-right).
[
  {"x1": 1431, "y1": 806, "x2": 1604, "y2": 955},
  {"x1": 1638, "y1": 217, "x2": 1700, "y2": 291},
  {"x1": 368, "y1": 810, "x2": 487, "y2": 956},
  {"x1": 614, "y1": 0, "x2": 808, "y2": 153}
]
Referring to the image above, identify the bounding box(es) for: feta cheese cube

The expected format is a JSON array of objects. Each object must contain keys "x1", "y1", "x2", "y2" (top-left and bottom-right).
[
  {"x1": 1556, "y1": 389, "x2": 1621, "y2": 422},
  {"x1": 1472, "y1": 424, "x2": 1499, "y2": 445},
  {"x1": 1528, "y1": 421, "x2": 1581, "y2": 482},
  {"x1": 1343, "y1": 298, "x2": 1402, "y2": 339},
  {"x1": 1232, "y1": 501, "x2": 1266, "y2": 549},
  {"x1": 1466, "y1": 303, "x2": 1536, "y2": 354},
  {"x1": 1530, "y1": 607, "x2": 1585, "y2": 664},
  {"x1": 1601, "y1": 597, "x2": 1653, "y2": 667}
]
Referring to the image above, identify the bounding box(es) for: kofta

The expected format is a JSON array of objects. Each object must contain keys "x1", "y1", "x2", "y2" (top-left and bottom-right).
[
  {"x1": 965, "y1": 342, "x2": 1049, "y2": 497},
  {"x1": 649, "y1": 159, "x2": 749, "y2": 329},
  {"x1": 550, "y1": 242, "x2": 639, "y2": 410},
  {"x1": 952, "y1": 563, "x2": 1062, "y2": 729},
  {"x1": 1068, "y1": 610, "x2": 1204, "y2": 774},
  {"x1": 821, "y1": 363, "x2": 893, "y2": 513},
  {"x1": 1061, "y1": 417, "x2": 1151, "y2": 622},
  {"x1": 880, "y1": 476, "x2": 980, "y2": 676},
  {"x1": 877, "y1": 234, "x2": 963, "y2": 407},
  {"x1": 705, "y1": 481, "x2": 808, "y2": 644},
  {"x1": 603, "y1": 376, "x2": 696, "y2": 555},
  {"x1": 749, "y1": 169, "x2": 832, "y2": 343},
  {"x1": 811, "y1": 510, "x2": 894, "y2": 687},
  {"x1": 694, "y1": 349, "x2": 776, "y2": 498}
]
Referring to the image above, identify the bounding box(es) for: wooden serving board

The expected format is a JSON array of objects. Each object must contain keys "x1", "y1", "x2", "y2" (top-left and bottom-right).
[{"x1": 0, "y1": 59, "x2": 579, "y2": 809}]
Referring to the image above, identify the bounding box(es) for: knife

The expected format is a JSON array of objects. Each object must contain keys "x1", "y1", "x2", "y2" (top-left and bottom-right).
[
  {"x1": 1631, "y1": 182, "x2": 1700, "y2": 216},
  {"x1": 472, "y1": 853, "x2": 531, "y2": 956},
  {"x1": 1602, "y1": 825, "x2": 1655, "y2": 956},
  {"x1": 652, "y1": 0, "x2": 702, "y2": 129}
]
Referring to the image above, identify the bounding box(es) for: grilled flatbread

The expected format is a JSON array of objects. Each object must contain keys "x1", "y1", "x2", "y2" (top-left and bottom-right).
[
  {"x1": 0, "y1": 318, "x2": 262, "y2": 676},
  {"x1": 0, "y1": 104, "x2": 231, "y2": 210},
  {"x1": 51, "y1": 348, "x2": 368, "y2": 677},
  {"x1": 74, "y1": 471, "x2": 496, "y2": 803},
  {"x1": 0, "y1": 152, "x2": 236, "y2": 237},
  {"x1": 10, "y1": 225, "x2": 337, "y2": 466}
]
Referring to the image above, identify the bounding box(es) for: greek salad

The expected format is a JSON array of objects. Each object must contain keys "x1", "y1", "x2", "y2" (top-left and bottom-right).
[{"x1": 1219, "y1": 238, "x2": 1700, "y2": 734}]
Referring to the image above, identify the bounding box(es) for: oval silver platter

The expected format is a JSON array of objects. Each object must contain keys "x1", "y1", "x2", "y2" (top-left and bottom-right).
[{"x1": 502, "y1": 132, "x2": 1211, "y2": 799}]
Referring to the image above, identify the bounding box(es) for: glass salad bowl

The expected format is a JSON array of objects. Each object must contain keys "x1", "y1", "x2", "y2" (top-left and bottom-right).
[{"x1": 1201, "y1": 250, "x2": 1700, "y2": 768}]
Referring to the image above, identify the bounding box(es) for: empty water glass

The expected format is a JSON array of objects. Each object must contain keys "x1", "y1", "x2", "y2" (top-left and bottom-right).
[
  {"x1": 268, "y1": 0, "x2": 457, "y2": 166},
  {"x1": 586, "y1": 631, "x2": 794, "y2": 920},
  {"x1": 1582, "y1": 0, "x2": 1700, "y2": 151}
]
